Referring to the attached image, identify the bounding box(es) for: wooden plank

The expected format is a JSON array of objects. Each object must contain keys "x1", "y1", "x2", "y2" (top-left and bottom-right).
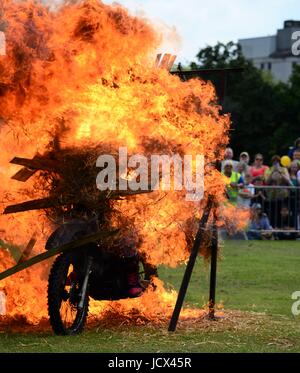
[
  {"x1": 154, "y1": 53, "x2": 162, "y2": 68},
  {"x1": 18, "y1": 234, "x2": 37, "y2": 264},
  {"x1": 114, "y1": 189, "x2": 153, "y2": 197},
  {"x1": 167, "y1": 55, "x2": 177, "y2": 71},
  {"x1": 11, "y1": 167, "x2": 37, "y2": 182},
  {"x1": 3, "y1": 198, "x2": 60, "y2": 214},
  {"x1": 159, "y1": 54, "x2": 171, "y2": 69},
  {"x1": 10, "y1": 157, "x2": 60, "y2": 173},
  {"x1": 0, "y1": 229, "x2": 119, "y2": 281},
  {"x1": 3, "y1": 191, "x2": 154, "y2": 214}
]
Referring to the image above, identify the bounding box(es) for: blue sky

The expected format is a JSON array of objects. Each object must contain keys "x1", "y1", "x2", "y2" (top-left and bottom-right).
[{"x1": 102, "y1": 0, "x2": 300, "y2": 64}]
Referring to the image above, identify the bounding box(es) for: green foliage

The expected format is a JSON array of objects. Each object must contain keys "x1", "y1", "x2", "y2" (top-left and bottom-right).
[{"x1": 191, "y1": 42, "x2": 300, "y2": 161}]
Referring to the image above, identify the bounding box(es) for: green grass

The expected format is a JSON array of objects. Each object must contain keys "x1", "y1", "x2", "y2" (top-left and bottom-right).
[
  {"x1": 160, "y1": 240, "x2": 300, "y2": 316},
  {"x1": 1, "y1": 240, "x2": 300, "y2": 352}
]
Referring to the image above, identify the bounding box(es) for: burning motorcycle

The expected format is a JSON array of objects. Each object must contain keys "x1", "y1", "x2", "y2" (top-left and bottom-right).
[{"x1": 45, "y1": 210, "x2": 157, "y2": 335}]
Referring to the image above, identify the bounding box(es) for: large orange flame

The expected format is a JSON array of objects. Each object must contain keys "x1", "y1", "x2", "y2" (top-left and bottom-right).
[{"x1": 0, "y1": 0, "x2": 232, "y2": 326}]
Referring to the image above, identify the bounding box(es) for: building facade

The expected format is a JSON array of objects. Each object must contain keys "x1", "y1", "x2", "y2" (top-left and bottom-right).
[{"x1": 239, "y1": 20, "x2": 300, "y2": 82}]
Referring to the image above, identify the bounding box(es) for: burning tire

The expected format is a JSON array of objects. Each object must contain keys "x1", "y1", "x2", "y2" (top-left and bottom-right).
[{"x1": 48, "y1": 252, "x2": 89, "y2": 335}]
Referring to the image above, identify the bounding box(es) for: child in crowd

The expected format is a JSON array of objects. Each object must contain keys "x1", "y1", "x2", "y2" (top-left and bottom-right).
[{"x1": 237, "y1": 173, "x2": 255, "y2": 207}]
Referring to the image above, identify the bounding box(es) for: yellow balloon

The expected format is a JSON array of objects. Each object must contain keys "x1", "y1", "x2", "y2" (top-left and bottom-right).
[{"x1": 281, "y1": 155, "x2": 291, "y2": 168}]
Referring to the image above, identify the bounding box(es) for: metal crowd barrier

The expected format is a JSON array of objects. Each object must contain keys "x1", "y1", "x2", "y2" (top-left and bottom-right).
[{"x1": 246, "y1": 185, "x2": 300, "y2": 239}]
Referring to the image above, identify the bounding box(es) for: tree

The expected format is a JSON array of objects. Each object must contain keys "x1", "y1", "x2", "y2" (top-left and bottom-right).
[{"x1": 191, "y1": 42, "x2": 300, "y2": 161}]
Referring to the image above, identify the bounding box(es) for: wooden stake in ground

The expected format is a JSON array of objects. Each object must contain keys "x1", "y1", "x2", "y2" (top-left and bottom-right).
[
  {"x1": 208, "y1": 219, "x2": 218, "y2": 319},
  {"x1": 168, "y1": 197, "x2": 214, "y2": 332}
]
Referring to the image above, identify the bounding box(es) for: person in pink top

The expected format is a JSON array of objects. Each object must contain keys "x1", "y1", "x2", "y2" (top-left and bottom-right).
[{"x1": 249, "y1": 153, "x2": 269, "y2": 181}]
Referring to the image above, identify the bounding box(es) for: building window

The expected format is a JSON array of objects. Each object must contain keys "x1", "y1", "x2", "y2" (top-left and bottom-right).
[
  {"x1": 268, "y1": 62, "x2": 272, "y2": 71},
  {"x1": 260, "y1": 63, "x2": 265, "y2": 70}
]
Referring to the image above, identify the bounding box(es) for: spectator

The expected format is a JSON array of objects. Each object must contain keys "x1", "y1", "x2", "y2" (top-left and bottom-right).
[
  {"x1": 222, "y1": 160, "x2": 244, "y2": 204},
  {"x1": 292, "y1": 149, "x2": 300, "y2": 167},
  {"x1": 251, "y1": 176, "x2": 267, "y2": 206},
  {"x1": 252, "y1": 175, "x2": 264, "y2": 187},
  {"x1": 264, "y1": 155, "x2": 293, "y2": 228},
  {"x1": 289, "y1": 160, "x2": 300, "y2": 186},
  {"x1": 249, "y1": 153, "x2": 269, "y2": 180},
  {"x1": 288, "y1": 137, "x2": 300, "y2": 159},
  {"x1": 239, "y1": 151, "x2": 250, "y2": 165},
  {"x1": 237, "y1": 173, "x2": 255, "y2": 207},
  {"x1": 236, "y1": 161, "x2": 248, "y2": 178},
  {"x1": 289, "y1": 161, "x2": 300, "y2": 230},
  {"x1": 264, "y1": 155, "x2": 292, "y2": 187},
  {"x1": 276, "y1": 206, "x2": 298, "y2": 240},
  {"x1": 247, "y1": 203, "x2": 273, "y2": 240},
  {"x1": 224, "y1": 147, "x2": 234, "y2": 160},
  {"x1": 221, "y1": 147, "x2": 238, "y2": 172}
]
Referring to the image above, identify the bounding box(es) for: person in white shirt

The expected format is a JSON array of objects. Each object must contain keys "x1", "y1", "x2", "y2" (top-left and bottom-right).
[{"x1": 221, "y1": 147, "x2": 238, "y2": 173}]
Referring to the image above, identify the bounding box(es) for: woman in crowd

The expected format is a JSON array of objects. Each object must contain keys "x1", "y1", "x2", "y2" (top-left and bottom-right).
[
  {"x1": 248, "y1": 153, "x2": 269, "y2": 181},
  {"x1": 264, "y1": 155, "x2": 292, "y2": 185}
]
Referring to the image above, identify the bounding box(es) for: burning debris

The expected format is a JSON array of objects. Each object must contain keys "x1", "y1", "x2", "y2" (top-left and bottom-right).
[{"x1": 0, "y1": 0, "x2": 232, "y2": 326}]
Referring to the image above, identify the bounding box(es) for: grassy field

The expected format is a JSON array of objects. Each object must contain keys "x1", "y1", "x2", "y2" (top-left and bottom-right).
[{"x1": 0, "y1": 240, "x2": 300, "y2": 352}]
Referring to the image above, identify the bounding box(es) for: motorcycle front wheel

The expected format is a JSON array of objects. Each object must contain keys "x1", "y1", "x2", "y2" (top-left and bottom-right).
[{"x1": 48, "y1": 252, "x2": 89, "y2": 335}]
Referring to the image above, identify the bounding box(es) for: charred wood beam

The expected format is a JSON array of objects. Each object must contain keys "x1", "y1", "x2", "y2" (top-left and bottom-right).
[
  {"x1": 10, "y1": 157, "x2": 60, "y2": 173},
  {"x1": 11, "y1": 167, "x2": 37, "y2": 182},
  {"x1": 110, "y1": 189, "x2": 153, "y2": 198},
  {"x1": 0, "y1": 229, "x2": 119, "y2": 282},
  {"x1": 3, "y1": 198, "x2": 60, "y2": 214},
  {"x1": 3, "y1": 189, "x2": 153, "y2": 214}
]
